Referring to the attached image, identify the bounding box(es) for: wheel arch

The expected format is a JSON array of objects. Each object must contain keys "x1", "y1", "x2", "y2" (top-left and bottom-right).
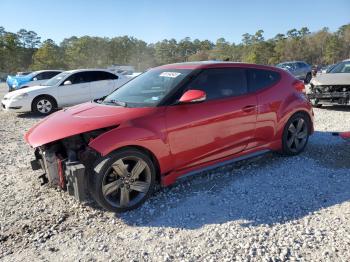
[
  {"x1": 88, "y1": 126, "x2": 173, "y2": 178},
  {"x1": 108, "y1": 145, "x2": 162, "y2": 184},
  {"x1": 31, "y1": 94, "x2": 58, "y2": 111}
]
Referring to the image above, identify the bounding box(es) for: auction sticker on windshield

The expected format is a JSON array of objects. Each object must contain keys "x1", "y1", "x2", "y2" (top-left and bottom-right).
[{"x1": 159, "y1": 72, "x2": 182, "y2": 78}]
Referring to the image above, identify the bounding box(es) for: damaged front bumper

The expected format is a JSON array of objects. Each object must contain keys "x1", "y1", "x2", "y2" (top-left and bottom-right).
[
  {"x1": 31, "y1": 148, "x2": 88, "y2": 202},
  {"x1": 307, "y1": 84, "x2": 350, "y2": 105}
]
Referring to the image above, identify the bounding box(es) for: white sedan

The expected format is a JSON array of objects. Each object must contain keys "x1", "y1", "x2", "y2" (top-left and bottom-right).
[{"x1": 1, "y1": 69, "x2": 129, "y2": 115}]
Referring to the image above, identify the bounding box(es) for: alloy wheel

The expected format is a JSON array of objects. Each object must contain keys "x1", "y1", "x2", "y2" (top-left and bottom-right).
[
  {"x1": 102, "y1": 156, "x2": 152, "y2": 208},
  {"x1": 286, "y1": 118, "x2": 308, "y2": 153},
  {"x1": 36, "y1": 99, "x2": 52, "y2": 114}
]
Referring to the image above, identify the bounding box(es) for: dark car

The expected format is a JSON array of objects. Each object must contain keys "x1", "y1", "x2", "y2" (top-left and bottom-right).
[{"x1": 276, "y1": 61, "x2": 312, "y2": 83}]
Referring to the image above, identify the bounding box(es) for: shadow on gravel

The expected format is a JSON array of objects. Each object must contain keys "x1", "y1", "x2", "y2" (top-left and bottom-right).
[
  {"x1": 17, "y1": 112, "x2": 45, "y2": 119},
  {"x1": 119, "y1": 131, "x2": 350, "y2": 229}
]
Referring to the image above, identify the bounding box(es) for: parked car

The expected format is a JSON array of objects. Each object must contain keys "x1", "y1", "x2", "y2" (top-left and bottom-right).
[
  {"x1": 276, "y1": 61, "x2": 312, "y2": 83},
  {"x1": 2, "y1": 69, "x2": 129, "y2": 115},
  {"x1": 25, "y1": 61, "x2": 314, "y2": 212},
  {"x1": 307, "y1": 60, "x2": 350, "y2": 107},
  {"x1": 6, "y1": 70, "x2": 63, "y2": 91}
]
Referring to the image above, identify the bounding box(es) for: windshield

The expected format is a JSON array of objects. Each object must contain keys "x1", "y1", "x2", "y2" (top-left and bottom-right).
[
  {"x1": 103, "y1": 68, "x2": 192, "y2": 107},
  {"x1": 43, "y1": 72, "x2": 69, "y2": 86},
  {"x1": 329, "y1": 61, "x2": 350, "y2": 73}
]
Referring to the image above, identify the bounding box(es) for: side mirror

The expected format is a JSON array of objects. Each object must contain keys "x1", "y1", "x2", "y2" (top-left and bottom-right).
[
  {"x1": 64, "y1": 80, "x2": 72, "y2": 85},
  {"x1": 33, "y1": 77, "x2": 38, "y2": 81},
  {"x1": 179, "y1": 89, "x2": 206, "y2": 104}
]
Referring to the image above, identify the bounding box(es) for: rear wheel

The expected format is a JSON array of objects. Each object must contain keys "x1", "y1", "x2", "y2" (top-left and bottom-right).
[
  {"x1": 282, "y1": 113, "x2": 310, "y2": 156},
  {"x1": 32, "y1": 96, "x2": 56, "y2": 115},
  {"x1": 90, "y1": 148, "x2": 156, "y2": 212}
]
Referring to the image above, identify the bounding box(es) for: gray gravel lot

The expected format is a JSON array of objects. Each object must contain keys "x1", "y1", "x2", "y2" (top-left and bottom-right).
[{"x1": 0, "y1": 83, "x2": 349, "y2": 261}]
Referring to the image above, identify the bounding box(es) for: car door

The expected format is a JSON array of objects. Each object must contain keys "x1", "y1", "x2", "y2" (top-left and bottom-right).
[
  {"x1": 89, "y1": 71, "x2": 118, "y2": 100},
  {"x1": 165, "y1": 67, "x2": 257, "y2": 171},
  {"x1": 57, "y1": 72, "x2": 91, "y2": 106},
  {"x1": 246, "y1": 68, "x2": 282, "y2": 147}
]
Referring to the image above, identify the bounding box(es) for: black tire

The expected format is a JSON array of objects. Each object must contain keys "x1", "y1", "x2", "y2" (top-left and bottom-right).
[
  {"x1": 282, "y1": 113, "x2": 311, "y2": 156},
  {"x1": 32, "y1": 96, "x2": 56, "y2": 115},
  {"x1": 89, "y1": 148, "x2": 156, "y2": 212},
  {"x1": 304, "y1": 73, "x2": 312, "y2": 84}
]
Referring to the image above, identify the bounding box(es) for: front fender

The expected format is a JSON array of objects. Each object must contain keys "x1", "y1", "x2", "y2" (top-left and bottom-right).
[{"x1": 88, "y1": 126, "x2": 172, "y2": 174}]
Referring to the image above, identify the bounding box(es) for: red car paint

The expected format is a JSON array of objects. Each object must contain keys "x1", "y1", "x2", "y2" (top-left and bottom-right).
[
  {"x1": 340, "y1": 132, "x2": 350, "y2": 140},
  {"x1": 25, "y1": 62, "x2": 314, "y2": 186}
]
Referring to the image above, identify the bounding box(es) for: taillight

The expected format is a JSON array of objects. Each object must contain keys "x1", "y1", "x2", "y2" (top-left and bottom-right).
[{"x1": 293, "y1": 80, "x2": 306, "y2": 93}]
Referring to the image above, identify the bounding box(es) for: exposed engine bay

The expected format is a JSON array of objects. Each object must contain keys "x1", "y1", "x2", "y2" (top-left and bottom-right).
[{"x1": 30, "y1": 128, "x2": 112, "y2": 201}]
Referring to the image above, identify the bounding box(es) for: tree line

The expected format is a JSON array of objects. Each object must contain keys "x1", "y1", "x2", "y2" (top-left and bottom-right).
[{"x1": 0, "y1": 24, "x2": 349, "y2": 74}]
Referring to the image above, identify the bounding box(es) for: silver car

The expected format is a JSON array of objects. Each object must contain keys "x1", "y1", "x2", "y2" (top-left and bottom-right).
[{"x1": 276, "y1": 61, "x2": 312, "y2": 83}]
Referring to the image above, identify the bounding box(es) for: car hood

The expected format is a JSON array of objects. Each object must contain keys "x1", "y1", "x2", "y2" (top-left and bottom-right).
[
  {"x1": 311, "y1": 73, "x2": 350, "y2": 86},
  {"x1": 4, "y1": 85, "x2": 51, "y2": 99},
  {"x1": 25, "y1": 102, "x2": 156, "y2": 148}
]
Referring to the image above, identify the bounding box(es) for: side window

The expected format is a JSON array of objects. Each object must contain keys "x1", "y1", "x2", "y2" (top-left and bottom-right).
[
  {"x1": 33, "y1": 73, "x2": 45, "y2": 81},
  {"x1": 91, "y1": 71, "x2": 118, "y2": 82},
  {"x1": 186, "y1": 68, "x2": 248, "y2": 101},
  {"x1": 43, "y1": 71, "x2": 61, "y2": 79},
  {"x1": 247, "y1": 69, "x2": 281, "y2": 92},
  {"x1": 64, "y1": 72, "x2": 91, "y2": 85}
]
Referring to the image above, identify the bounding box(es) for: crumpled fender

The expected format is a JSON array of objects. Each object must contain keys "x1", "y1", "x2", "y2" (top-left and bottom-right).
[{"x1": 88, "y1": 124, "x2": 173, "y2": 174}]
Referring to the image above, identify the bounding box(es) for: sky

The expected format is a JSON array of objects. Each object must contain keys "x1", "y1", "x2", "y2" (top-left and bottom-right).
[{"x1": 0, "y1": 0, "x2": 349, "y2": 44}]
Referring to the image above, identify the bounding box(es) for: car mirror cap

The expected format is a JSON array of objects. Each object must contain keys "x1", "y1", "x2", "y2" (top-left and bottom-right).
[{"x1": 179, "y1": 89, "x2": 206, "y2": 104}]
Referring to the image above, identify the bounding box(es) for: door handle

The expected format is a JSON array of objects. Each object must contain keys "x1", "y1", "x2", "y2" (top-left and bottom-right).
[{"x1": 242, "y1": 105, "x2": 256, "y2": 113}]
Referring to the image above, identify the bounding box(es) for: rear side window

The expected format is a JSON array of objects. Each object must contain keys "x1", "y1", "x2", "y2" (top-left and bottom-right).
[
  {"x1": 43, "y1": 71, "x2": 61, "y2": 79},
  {"x1": 91, "y1": 71, "x2": 118, "y2": 82},
  {"x1": 247, "y1": 69, "x2": 281, "y2": 92},
  {"x1": 33, "y1": 72, "x2": 45, "y2": 80},
  {"x1": 64, "y1": 72, "x2": 91, "y2": 85},
  {"x1": 187, "y1": 68, "x2": 248, "y2": 101}
]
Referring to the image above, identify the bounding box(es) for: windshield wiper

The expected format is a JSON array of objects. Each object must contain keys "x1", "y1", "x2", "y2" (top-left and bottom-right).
[{"x1": 104, "y1": 99, "x2": 127, "y2": 107}]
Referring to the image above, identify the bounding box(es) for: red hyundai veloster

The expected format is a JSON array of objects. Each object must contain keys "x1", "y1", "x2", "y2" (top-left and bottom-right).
[{"x1": 25, "y1": 62, "x2": 314, "y2": 212}]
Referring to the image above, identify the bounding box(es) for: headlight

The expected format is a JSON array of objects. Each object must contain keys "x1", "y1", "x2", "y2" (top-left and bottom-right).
[
  {"x1": 12, "y1": 93, "x2": 28, "y2": 101},
  {"x1": 12, "y1": 84, "x2": 17, "y2": 88}
]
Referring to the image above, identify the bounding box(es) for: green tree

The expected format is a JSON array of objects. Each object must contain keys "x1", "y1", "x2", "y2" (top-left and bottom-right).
[{"x1": 31, "y1": 39, "x2": 65, "y2": 70}]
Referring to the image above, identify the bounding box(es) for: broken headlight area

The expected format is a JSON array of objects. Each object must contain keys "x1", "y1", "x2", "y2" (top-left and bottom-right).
[
  {"x1": 308, "y1": 84, "x2": 350, "y2": 105},
  {"x1": 30, "y1": 127, "x2": 114, "y2": 202}
]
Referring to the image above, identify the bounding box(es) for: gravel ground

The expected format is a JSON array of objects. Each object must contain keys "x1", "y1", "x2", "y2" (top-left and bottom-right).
[{"x1": 0, "y1": 83, "x2": 349, "y2": 261}]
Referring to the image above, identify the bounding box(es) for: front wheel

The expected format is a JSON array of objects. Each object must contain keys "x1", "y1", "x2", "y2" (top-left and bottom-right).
[
  {"x1": 32, "y1": 96, "x2": 56, "y2": 115},
  {"x1": 282, "y1": 113, "x2": 311, "y2": 156},
  {"x1": 89, "y1": 148, "x2": 156, "y2": 212}
]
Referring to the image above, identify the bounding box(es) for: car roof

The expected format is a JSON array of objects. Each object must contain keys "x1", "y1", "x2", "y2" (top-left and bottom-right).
[
  {"x1": 155, "y1": 61, "x2": 284, "y2": 72},
  {"x1": 278, "y1": 61, "x2": 308, "y2": 64},
  {"x1": 34, "y1": 70, "x2": 64, "y2": 73},
  {"x1": 64, "y1": 69, "x2": 116, "y2": 74}
]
